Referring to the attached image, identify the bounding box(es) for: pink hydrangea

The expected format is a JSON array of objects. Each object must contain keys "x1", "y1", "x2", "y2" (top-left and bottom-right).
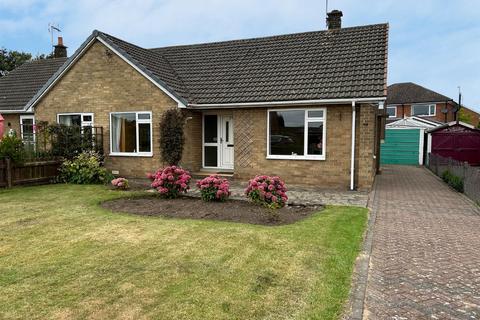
[
  {"x1": 196, "y1": 175, "x2": 231, "y2": 202},
  {"x1": 244, "y1": 175, "x2": 288, "y2": 209},
  {"x1": 111, "y1": 177, "x2": 129, "y2": 190},
  {"x1": 148, "y1": 166, "x2": 191, "y2": 198}
]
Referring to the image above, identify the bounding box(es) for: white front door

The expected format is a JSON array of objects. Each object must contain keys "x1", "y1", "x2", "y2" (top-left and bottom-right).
[
  {"x1": 220, "y1": 115, "x2": 234, "y2": 169},
  {"x1": 203, "y1": 114, "x2": 234, "y2": 170}
]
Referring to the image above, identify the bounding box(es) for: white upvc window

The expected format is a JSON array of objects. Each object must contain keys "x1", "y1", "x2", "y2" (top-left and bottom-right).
[
  {"x1": 109, "y1": 111, "x2": 152, "y2": 157},
  {"x1": 412, "y1": 104, "x2": 436, "y2": 117},
  {"x1": 386, "y1": 105, "x2": 397, "y2": 118},
  {"x1": 57, "y1": 113, "x2": 94, "y2": 127},
  {"x1": 267, "y1": 108, "x2": 326, "y2": 160}
]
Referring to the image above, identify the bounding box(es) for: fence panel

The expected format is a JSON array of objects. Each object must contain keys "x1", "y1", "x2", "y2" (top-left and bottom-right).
[
  {"x1": 428, "y1": 153, "x2": 480, "y2": 204},
  {"x1": 0, "y1": 158, "x2": 62, "y2": 188}
]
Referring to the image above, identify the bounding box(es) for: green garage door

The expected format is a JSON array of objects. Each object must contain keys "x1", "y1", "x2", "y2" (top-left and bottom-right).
[{"x1": 381, "y1": 129, "x2": 420, "y2": 165}]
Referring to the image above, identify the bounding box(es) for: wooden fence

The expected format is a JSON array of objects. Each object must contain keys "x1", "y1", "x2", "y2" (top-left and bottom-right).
[
  {"x1": 0, "y1": 158, "x2": 62, "y2": 188},
  {"x1": 427, "y1": 153, "x2": 480, "y2": 204}
]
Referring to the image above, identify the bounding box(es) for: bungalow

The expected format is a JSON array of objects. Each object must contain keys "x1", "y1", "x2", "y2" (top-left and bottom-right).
[{"x1": 13, "y1": 11, "x2": 389, "y2": 190}]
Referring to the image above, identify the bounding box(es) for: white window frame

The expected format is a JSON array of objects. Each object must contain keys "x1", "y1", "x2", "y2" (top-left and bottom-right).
[
  {"x1": 57, "y1": 113, "x2": 94, "y2": 127},
  {"x1": 109, "y1": 111, "x2": 153, "y2": 157},
  {"x1": 411, "y1": 104, "x2": 436, "y2": 117},
  {"x1": 386, "y1": 105, "x2": 397, "y2": 118},
  {"x1": 20, "y1": 115, "x2": 36, "y2": 143},
  {"x1": 266, "y1": 107, "x2": 326, "y2": 161}
]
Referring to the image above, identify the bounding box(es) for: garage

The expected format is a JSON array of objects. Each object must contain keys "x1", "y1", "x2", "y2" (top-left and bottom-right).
[{"x1": 381, "y1": 117, "x2": 440, "y2": 165}]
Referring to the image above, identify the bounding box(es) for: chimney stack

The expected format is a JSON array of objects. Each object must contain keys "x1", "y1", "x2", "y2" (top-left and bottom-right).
[
  {"x1": 54, "y1": 36, "x2": 67, "y2": 58},
  {"x1": 326, "y1": 10, "x2": 343, "y2": 30}
]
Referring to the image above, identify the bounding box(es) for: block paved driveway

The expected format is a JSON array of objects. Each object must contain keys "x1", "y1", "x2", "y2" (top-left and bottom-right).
[{"x1": 364, "y1": 165, "x2": 480, "y2": 319}]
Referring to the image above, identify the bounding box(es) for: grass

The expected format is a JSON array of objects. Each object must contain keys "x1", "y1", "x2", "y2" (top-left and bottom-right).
[{"x1": 0, "y1": 185, "x2": 367, "y2": 320}]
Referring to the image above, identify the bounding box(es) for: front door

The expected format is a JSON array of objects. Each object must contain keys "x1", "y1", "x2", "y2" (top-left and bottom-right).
[
  {"x1": 203, "y1": 114, "x2": 234, "y2": 170},
  {"x1": 20, "y1": 115, "x2": 35, "y2": 147}
]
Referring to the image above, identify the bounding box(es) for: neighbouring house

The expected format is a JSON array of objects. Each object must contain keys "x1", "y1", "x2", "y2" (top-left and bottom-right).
[
  {"x1": 20, "y1": 11, "x2": 388, "y2": 190},
  {"x1": 0, "y1": 37, "x2": 68, "y2": 141},
  {"x1": 386, "y1": 82, "x2": 473, "y2": 124},
  {"x1": 428, "y1": 121, "x2": 480, "y2": 166}
]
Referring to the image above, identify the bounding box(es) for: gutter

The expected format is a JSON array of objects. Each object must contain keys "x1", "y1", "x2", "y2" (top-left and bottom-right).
[
  {"x1": 188, "y1": 97, "x2": 386, "y2": 109},
  {"x1": 0, "y1": 110, "x2": 34, "y2": 114}
]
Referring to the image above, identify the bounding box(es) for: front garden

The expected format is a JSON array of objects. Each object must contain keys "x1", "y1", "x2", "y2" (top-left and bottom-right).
[{"x1": 0, "y1": 184, "x2": 367, "y2": 319}]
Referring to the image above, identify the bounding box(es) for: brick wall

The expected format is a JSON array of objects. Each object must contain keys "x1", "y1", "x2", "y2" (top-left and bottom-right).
[
  {"x1": 232, "y1": 105, "x2": 377, "y2": 190},
  {"x1": 1, "y1": 114, "x2": 21, "y2": 137},
  {"x1": 388, "y1": 102, "x2": 456, "y2": 123}
]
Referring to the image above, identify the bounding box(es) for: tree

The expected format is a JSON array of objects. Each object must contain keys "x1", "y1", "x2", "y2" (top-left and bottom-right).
[
  {"x1": 458, "y1": 108, "x2": 472, "y2": 125},
  {"x1": 0, "y1": 48, "x2": 32, "y2": 77},
  {"x1": 159, "y1": 108, "x2": 186, "y2": 165}
]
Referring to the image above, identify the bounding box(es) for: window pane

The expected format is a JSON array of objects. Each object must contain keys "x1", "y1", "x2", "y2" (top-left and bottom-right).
[
  {"x1": 138, "y1": 113, "x2": 151, "y2": 120},
  {"x1": 204, "y1": 115, "x2": 217, "y2": 143},
  {"x1": 204, "y1": 146, "x2": 217, "y2": 166},
  {"x1": 307, "y1": 110, "x2": 324, "y2": 118},
  {"x1": 307, "y1": 122, "x2": 324, "y2": 155},
  {"x1": 82, "y1": 115, "x2": 92, "y2": 122},
  {"x1": 59, "y1": 114, "x2": 81, "y2": 126},
  {"x1": 111, "y1": 113, "x2": 136, "y2": 153},
  {"x1": 269, "y1": 110, "x2": 305, "y2": 156},
  {"x1": 387, "y1": 107, "x2": 396, "y2": 117},
  {"x1": 22, "y1": 119, "x2": 34, "y2": 143},
  {"x1": 412, "y1": 105, "x2": 430, "y2": 116},
  {"x1": 430, "y1": 105, "x2": 435, "y2": 114},
  {"x1": 138, "y1": 123, "x2": 151, "y2": 152}
]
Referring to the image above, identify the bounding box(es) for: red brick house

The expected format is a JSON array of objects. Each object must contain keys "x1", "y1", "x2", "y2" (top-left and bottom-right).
[
  {"x1": 4, "y1": 11, "x2": 389, "y2": 190},
  {"x1": 386, "y1": 82, "x2": 460, "y2": 123}
]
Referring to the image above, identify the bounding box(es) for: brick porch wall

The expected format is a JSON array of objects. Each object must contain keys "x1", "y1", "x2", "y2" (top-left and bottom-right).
[{"x1": 1, "y1": 114, "x2": 21, "y2": 137}]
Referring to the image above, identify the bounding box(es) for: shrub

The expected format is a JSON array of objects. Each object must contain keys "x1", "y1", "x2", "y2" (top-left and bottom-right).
[
  {"x1": 159, "y1": 109, "x2": 185, "y2": 165},
  {"x1": 196, "y1": 175, "x2": 231, "y2": 202},
  {"x1": 59, "y1": 151, "x2": 109, "y2": 184},
  {"x1": 148, "y1": 165, "x2": 191, "y2": 198},
  {"x1": 0, "y1": 135, "x2": 25, "y2": 164},
  {"x1": 245, "y1": 175, "x2": 288, "y2": 209},
  {"x1": 441, "y1": 170, "x2": 464, "y2": 192},
  {"x1": 111, "y1": 177, "x2": 129, "y2": 190}
]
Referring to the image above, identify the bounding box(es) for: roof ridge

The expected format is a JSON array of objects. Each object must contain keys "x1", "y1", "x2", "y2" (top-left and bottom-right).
[{"x1": 149, "y1": 23, "x2": 388, "y2": 51}]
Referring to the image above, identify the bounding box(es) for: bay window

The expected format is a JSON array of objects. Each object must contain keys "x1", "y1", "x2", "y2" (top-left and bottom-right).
[
  {"x1": 110, "y1": 112, "x2": 152, "y2": 156},
  {"x1": 267, "y1": 108, "x2": 326, "y2": 160}
]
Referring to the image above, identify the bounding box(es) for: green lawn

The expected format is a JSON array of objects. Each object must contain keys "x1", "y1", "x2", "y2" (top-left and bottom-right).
[{"x1": 0, "y1": 185, "x2": 367, "y2": 320}]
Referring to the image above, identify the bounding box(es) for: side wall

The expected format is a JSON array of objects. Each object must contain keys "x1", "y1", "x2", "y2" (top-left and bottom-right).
[{"x1": 34, "y1": 40, "x2": 200, "y2": 177}]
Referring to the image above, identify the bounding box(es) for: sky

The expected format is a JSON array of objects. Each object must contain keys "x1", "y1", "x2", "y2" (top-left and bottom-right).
[{"x1": 0, "y1": 0, "x2": 479, "y2": 110}]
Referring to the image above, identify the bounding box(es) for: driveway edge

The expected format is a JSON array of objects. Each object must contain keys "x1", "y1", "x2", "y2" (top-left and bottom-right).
[{"x1": 343, "y1": 177, "x2": 378, "y2": 320}]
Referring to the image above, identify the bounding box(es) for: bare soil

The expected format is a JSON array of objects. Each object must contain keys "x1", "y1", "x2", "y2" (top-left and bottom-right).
[{"x1": 101, "y1": 196, "x2": 323, "y2": 226}]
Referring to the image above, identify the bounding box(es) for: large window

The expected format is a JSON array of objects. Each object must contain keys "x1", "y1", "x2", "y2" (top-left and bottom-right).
[
  {"x1": 57, "y1": 113, "x2": 93, "y2": 127},
  {"x1": 412, "y1": 104, "x2": 436, "y2": 116},
  {"x1": 386, "y1": 106, "x2": 397, "y2": 118},
  {"x1": 268, "y1": 108, "x2": 326, "y2": 160},
  {"x1": 110, "y1": 112, "x2": 152, "y2": 156}
]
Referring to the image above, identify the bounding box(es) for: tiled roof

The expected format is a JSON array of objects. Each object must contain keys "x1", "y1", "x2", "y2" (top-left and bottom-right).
[
  {"x1": 386, "y1": 82, "x2": 452, "y2": 105},
  {"x1": 102, "y1": 23, "x2": 389, "y2": 105},
  {"x1": 0, "y1": 58, "x2": 67, "y2": 111}
]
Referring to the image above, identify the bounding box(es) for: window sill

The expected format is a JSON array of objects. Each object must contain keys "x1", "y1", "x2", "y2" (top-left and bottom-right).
[
  {"x1": 109, "y1": 152, "x2": 153, "y2": 157},
  {"x1": 266, "y1": 155, "x2": 325, "y2": 161}
]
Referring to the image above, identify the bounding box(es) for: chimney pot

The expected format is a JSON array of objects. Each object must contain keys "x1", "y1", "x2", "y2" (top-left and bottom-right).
[
  {"x1": 327, "y1": 10, "x2": 343, "y2": 30},
  {"x1": 57, "y1": 36, "x2": 63, "y2": 46}
]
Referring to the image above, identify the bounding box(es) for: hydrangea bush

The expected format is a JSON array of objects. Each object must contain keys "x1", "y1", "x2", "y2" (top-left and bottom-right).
[
  {"x1": 245, "y1": 175, "x2": 288, "y2": 209},
  {"x1": 196, "y1": 175, "x2": 231, "y2": 202},
  {"x1": 111, "y1": 177, "x2": 129, "y2": 190},
  {"x1": 147, "y1": 165, "x2": 191, "y2": 198}
]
